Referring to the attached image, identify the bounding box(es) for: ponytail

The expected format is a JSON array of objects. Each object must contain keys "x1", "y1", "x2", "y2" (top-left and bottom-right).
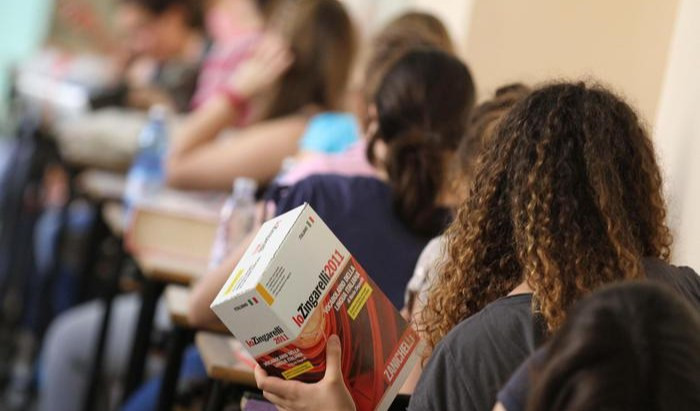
[
  {"x1": 369, "y1": 129, "x2": 445, "y2": 236},
  {"x1": 370, "y1": 48, "x2": 475, "y2": 237}
]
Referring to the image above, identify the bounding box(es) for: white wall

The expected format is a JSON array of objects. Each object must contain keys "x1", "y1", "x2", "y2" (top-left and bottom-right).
[
  {"x1": 654, "y1": 0, "x2": 700, "y2": 268},
  {"x1": 463, "y1": 0, "x2": 679, "y2": 123},
  {"x1": 341, "y1": 0, "x2": 476, "y2": 53}
]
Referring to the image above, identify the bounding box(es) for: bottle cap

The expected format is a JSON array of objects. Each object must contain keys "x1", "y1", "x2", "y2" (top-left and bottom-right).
[
  {"x1": 233, "y1": 177, "x2": 258, "y2": 197},
  {"x1": 148, "y1": 104, "x2": 168, "y2": 121}
]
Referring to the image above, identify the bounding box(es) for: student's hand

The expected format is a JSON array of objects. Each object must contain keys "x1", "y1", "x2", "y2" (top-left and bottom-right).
[
  {"x1": 254, "y1": 335, "x2": 356, "y2": 411},
  {"x1": 226, "y1": 33, "x2": 294, "y2": 101}
]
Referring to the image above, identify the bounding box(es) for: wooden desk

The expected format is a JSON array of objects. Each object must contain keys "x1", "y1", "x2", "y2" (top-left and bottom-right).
[
  {"x1": 123, "y1": 254, "x2": 208, "y2": 404},
  {"x1": 196, "y1": 332, "x2": 256, "y2": 387},
  {"x1": 121, "y1": 187, "x2": 223, "y2": 406},
  {"x1": 165, "y1": 285, "x2": 191, "y2": 327},
  {"x1": 77, "y1": 169, "x2": 127, "y2": 203},
  {"x1": 156, "y1": 285, "x2": 230, "y2": 411},
  {"x1": 136, "y1": 252, "x2": 207, "y2": 285},
  {"x1": 102, "y1": 202, "x2": 126, "y2": 237},
  {"x1": 165, "y1": 284, "x2": 228, "y2": 333}
]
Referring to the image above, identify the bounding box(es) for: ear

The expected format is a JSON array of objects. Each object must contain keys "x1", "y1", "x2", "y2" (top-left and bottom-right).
[
  {"x1": 363, "y1": 104, "x2": 379, "y2": 140},
  {"x1": 163, "y1": 3, "x2": 190, "y2": 26}
]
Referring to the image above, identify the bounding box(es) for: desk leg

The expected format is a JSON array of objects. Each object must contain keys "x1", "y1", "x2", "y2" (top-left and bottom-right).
[
  {"x1": 122, "y1": 279, "x2": 164, "y2": 401},
  {"x1": 82, "y1": 245, "x2": 125, "y2": 411},
  {"x1": 77, "y1": 200, "x2": 108, "y2": 302},
  {"x1": 204, "y1": 379, "x2": 227, "y2": 411},
  {"x1": 156, "y1": 326, "x2": 193, "y2": 411}
]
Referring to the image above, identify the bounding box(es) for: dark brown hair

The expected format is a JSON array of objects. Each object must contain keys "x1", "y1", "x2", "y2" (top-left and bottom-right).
[
  {"x1": 367, "y1": 48, "x2": 475, "y2": 237},
  {"x1": 527, "y1": 282, "x2": 700, "y2": 411},
  {"x1": 442, "y1": 83, "x2": 531, "y2": 202},
  {"x1": 422, "y1": 82, "x2": 672, "y2": 349},
  {"x1": 121, "y1": 0, "x2": 203, "y2": 28},
  {"x1": 364, "y1": 11, "x2": 454, "y2": 106},
  {"x1": 261, "y1": 0, "x2": 356, "y2": 119},
  {"x1": 458, "y1": 83, "x2": 530, "y2": 179}
]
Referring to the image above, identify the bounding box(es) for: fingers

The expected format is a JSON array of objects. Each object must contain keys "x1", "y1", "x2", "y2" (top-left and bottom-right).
[
  {"x1": 254, "y1": 364, "x2": 269, "y2": 389},
  {"x1": 259, "y1": 375, "x2": 303, "y2": 400},
  {"x1": 324, "y1": 334, "x2": 343, "y2": 380},
  {"x1": 262, "y1": 390, "x2": 293, "y2": 410},
  {"x1": 253, "y1": 33, "x2": 294, "y2": 75}
]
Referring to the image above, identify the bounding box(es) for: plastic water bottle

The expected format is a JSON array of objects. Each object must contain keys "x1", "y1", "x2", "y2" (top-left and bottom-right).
[
  {"x1": 124, "y1": 106, "x2": 168, "y2": 216},
  {"x1": 209, "y1": 177, "x2": 258, "y2": 268}
]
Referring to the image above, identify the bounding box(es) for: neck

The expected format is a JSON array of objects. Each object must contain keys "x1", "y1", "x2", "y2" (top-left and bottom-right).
[
  {"x1": 508, "y1": 281, "x2": 533, "y2": 296},
  {"x1": 177, "y1": 31, "x2": 204, "y2": 61},
  {"x1": 226, "y1": 0, "x2": 264, "y2": 32}
]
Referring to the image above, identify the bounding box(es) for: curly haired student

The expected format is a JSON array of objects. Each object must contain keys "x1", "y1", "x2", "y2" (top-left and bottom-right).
[{"x1": 410, "y1": 82, "x2": 700, "y2": 411}]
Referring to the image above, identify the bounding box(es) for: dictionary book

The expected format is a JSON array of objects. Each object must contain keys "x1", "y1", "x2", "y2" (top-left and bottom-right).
[{"x1": 210, "y1": 203, "x2": 423, "y2": 411}]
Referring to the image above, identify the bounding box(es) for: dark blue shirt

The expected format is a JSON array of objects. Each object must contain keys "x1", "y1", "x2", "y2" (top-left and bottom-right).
[{"x1": 274, "y1": 174, "x2": 441, "y2": 309}]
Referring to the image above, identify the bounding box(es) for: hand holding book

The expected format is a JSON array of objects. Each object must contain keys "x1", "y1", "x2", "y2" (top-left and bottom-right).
[{"x1": 254, "y1": 335, "x2": 355, "y2": 411}]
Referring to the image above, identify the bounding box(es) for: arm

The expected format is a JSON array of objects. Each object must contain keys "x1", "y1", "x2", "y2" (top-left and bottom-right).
[
  {"x1": 188, "y1": 232, "x2": 254, "y2": 327},
  {"x1": 166, "y1": 114, "x2": 309, "y2": 190},
  {"x1": 166, "y1": 34, "x2": 296, "y2": 189},
  {"x1": 167, "y1": 94, "x2": 243, "y2": 164}
]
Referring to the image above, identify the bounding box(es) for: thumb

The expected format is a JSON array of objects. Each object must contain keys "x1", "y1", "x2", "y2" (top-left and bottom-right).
[{"x1": 324, "y1": 334, "x2": 343, "y2": 380}]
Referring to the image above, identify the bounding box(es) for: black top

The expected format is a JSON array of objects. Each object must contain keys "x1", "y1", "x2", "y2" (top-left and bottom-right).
[
  {"x1": 409, "y1": 258, "x2": 700, "y2": 411},
  {"x1": 275, "y1": 174, "x2": 448, "y2": 308}
]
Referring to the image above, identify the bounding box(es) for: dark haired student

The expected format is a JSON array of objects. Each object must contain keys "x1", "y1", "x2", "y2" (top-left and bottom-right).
[
  {"x1": 115, "y1": 0, "x2": 207, "y2": 111},
  {"x1": 188, "y1": 47, "x2": 476, "y2": 326},
  {"x1": 496, "y1": 281, "x2": 700, "y2": 411}
]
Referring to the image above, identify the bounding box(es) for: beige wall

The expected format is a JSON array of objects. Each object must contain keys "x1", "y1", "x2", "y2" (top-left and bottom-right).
[
  {"x1": 464, "y1": 0, "x2": 679, "y2": 125},
  {"x1": 654, "y1": 0, "x2": 700, "y2": 268}
]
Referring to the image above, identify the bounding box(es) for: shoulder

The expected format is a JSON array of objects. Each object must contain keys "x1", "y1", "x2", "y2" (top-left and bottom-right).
[
  {"x1": 418, "y1": 237, "x2": 447, "y2": 265},
  {"x1": 442, "y1": 294, "x2": 534, "y2": 356},
  {"x1": 411, "y1": 295, "x2": 535, "y2": 411},
  {"x1": 497, "y1": 347, "x2": 547, "y2": 411},
  {"x1": 299, "y1": 112, "x2": 360, "y2": 154},
  {"x1": 275, "y1": 175, "x2": 389, "y2": 215},
  {"x1": 642, "y1": 257, "x2": 700, "y2": 309},
  {"x1": 408, "y1": 236, "x2": 447, "y2": 296}
]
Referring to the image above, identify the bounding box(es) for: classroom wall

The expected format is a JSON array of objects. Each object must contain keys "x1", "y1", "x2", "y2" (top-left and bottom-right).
[
  {"x1": 409, "y1": 0, "x2": 476, "y2": 54},
  {"x1": 0, "y1": 0, "x2": 53, "y2": 125},
  {"x1": 654, "y1": 0, "x2": 700, "y2": 269},
  {"x1": 463, "y1": 0, "x2": 679, "y2": 125}
]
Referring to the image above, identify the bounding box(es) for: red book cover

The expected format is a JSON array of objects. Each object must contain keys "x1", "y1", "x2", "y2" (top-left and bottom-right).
[{"x1": 211, "y1": 204, "x2": 423, "y2": 411}]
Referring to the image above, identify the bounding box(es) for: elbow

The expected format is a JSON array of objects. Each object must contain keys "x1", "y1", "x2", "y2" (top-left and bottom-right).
[
  {"x1": 163, "y1": 155, "x2": 190, "y2": 190},
  {"x1": 186, "y1": 306, "x2": 211, "y2": 328},
  {"x1": 187, "y1": 289, "x2": 215, "y2": 327}
]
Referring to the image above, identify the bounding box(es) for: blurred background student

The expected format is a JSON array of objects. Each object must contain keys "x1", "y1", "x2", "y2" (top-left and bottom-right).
[
  {"x1": 277, "y1": 10, "x2": 457, "y2": 186},
  {"x1": 165, "y1": 0, "x2": 357, "y2": 189}
]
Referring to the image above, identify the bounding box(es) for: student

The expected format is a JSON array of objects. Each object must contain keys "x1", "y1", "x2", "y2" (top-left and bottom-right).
[
  {"x1": 253, "y1": 82, "x2": 700, "y2": 411},
  {"x1": 188, "y1": 47, "x2": 476, "y2": 325},
  {"x1": 189, "y1": 0, "x2": 281, "y2": 110},
  {"x1": 409, "y1": 82, "x2": 700, "y2": 411},
  {"x1": 280, "y1": 10, "x2": 457, "y2": 185},
  {"x1": 496, "y1": 282, "x2": 700, "y2": 411},
  {"x1": 165, "y1": 0, "x2": 357, "y2": 189},
  {"x1": 54, "y1": 0, "x2": 210, "y2": 168},
  {"x1": 111, "y1": 0, "x2": 207, "y2": 112},
  {"x1": 403, "y1": 84, "x2": 531, "y2": 323}
]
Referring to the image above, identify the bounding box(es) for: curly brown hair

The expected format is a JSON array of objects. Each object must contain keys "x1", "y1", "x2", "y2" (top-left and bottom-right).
[{"x1": 421, "y1": 82, "x2": 672, "y2": 349}]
